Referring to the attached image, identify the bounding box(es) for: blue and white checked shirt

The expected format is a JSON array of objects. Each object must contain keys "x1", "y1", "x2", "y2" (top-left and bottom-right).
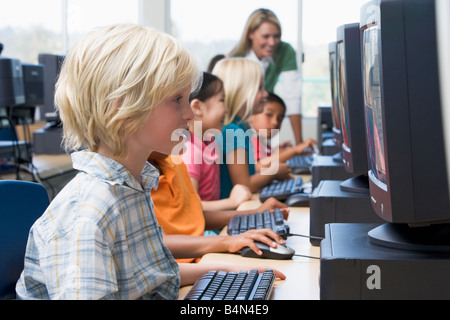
[{"x1": 16, "y1": 151, "x2": 180, "y2": 300}]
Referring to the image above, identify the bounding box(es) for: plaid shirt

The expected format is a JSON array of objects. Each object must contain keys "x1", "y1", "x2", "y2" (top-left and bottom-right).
[{"x1": 16, "y1": 151, "x2": 180, "y2": 300}]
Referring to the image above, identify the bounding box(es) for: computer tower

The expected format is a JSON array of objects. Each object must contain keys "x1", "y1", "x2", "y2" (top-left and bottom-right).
[
  {"x1": 309, "y1": 180, "x2": 383, "y2": 246},
  {"x1": 320, "y1": 223, "x2": 450, "y2": 299}
]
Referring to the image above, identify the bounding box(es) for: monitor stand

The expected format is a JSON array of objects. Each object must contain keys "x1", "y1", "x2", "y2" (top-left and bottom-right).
[
  {"x1": 368, "y1": 222, "x2": 450, "y2": 252},
  {"x1": 320, "y1": 223, "x2": 450, "y2": 299},
  {"x1": 309, "y1": 180, "x2": 383, "y2": 246},
  {"x1": 311, "y1": 154, "x2": 357, "y2": 188},
  {"x1": 339, "y1": 174, "x2": 370, "y2": 194}
]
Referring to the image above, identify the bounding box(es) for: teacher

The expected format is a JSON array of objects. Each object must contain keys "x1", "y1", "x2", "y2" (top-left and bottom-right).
[{"x1": 229, "y1": 8, "x2": 304, "y2": 144}]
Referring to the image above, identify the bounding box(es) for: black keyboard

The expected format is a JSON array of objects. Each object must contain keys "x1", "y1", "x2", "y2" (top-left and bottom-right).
[
  {"x1": 184, "y1": 270, "x2": 275, "y2": 300},
  {"x1": 287, "y1": 154, "x2": 315, "y2": 174},
  {"x1": 227, "y1": 209, "x2": 290, "y2": 239},
  {"x1": 259, "y1": 176, "x2": 304, "y2": 202}
]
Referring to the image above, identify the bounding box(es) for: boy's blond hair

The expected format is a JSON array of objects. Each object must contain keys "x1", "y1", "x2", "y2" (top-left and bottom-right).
[
  {"x1": 55, "y1": 24, "x2": 200, "y2": 158},
  {"x1": 212, "y1": 58, "x2": 263, "y2": 126}
]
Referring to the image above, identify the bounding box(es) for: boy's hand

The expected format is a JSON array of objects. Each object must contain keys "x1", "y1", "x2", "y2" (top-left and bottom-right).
[{"x1": 225, "y1": 228, "x2": 286, "y2": 256}]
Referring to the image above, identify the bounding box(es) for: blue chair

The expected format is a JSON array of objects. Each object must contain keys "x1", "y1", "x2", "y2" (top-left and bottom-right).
[{"x1": 0, "y1": 180, "x2": 49, "y2": 299}]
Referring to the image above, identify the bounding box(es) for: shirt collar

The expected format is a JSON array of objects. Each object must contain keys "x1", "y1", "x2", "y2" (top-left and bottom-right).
[
  {"x1": 245, "y1": 49, "x2": 274, "y2": 72},
  {"x1": 71, "y1": 151, "x2": 160, "y2": 192}
]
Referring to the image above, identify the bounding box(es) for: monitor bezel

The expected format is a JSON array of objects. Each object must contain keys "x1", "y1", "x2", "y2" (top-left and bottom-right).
[
  {"x1": 328, "y1": 42, "x2": 343, "y2": 150},
  {"x1": 360, "y1": 0, "x2": 450, "y2": 225},
  {"x1": 336, "y1": 23, "x2": 369, "y2": 175}
]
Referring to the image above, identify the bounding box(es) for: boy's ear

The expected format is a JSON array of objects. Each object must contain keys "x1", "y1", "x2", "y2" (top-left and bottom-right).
[{"x1": 190, "y1": 99, "x2": 203, "y2": 117}]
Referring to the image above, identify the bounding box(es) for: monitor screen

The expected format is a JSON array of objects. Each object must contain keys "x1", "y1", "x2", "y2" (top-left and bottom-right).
[
  {"x1": 328, "y1": 42, "x2": 343, "y2": 149},
  {"x1": 362, "y1": 25, "x2": 386, "y2": 185},
  {"x1": 336, "y1": 41, "x2": 349, "y2": 151},
  {"x1": 436, "y1": 0, "x2": 450, "y2": 199}
]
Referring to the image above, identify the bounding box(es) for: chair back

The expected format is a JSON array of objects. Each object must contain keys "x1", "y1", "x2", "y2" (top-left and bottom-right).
[{"x1": 0, "y1": 180, "x2": 49, "y2": 298}]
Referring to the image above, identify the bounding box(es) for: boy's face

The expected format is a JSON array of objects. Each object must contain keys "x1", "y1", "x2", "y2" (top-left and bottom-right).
[
  {"x1": 250, "y1": 100, "x2": 285, "y2": 139},
  {"x1": 132, "y1": 85, "x2": 194, "y2": 157}
]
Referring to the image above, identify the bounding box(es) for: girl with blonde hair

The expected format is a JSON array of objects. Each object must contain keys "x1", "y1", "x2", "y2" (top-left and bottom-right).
[{"x1": 213, "y1": 58, "x2": 292, "y2": 199}]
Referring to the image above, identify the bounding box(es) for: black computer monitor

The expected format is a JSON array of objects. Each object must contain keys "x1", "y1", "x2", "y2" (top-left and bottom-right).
[
  {"x1": 21, "y1": 63, "x2": 44, "y2": 107},
  {"x1": 436, "y1": 0, "x2": 450, "y2": 200},
  {"x1": 361, "y1": 0, "x2": 450, "y2": 250},
  {"x1": 9, "y1": 63, "x2": 45, "y2": 125},
  {"x1": 335, "y1": 23, "x2": 369, "y2": 194},
  {"x1": 38, "y1": 53, "x2": 65, "y2": 124},
  {"x1": 328, "y1": 42, "x2": 343, "y2": 149},
  {"x1": 0, "y1": 57, "x2": 25, "y2": 108}
]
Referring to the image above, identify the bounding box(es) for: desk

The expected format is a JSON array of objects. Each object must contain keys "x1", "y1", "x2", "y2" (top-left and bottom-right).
[{"x1": 179, "y1": 193, "x2": 321, "y2": 300}]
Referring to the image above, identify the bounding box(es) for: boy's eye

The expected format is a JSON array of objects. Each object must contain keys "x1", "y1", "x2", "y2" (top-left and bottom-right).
[{"x1": 173, "y1": 96, "x2": 182, "y2": 104}]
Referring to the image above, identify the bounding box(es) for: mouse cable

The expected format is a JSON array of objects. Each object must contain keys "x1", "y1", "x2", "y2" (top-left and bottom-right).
[
  {"x1": 293, "y1": 253, "x2": 320, "y2": 260},
  {"x1": 288, "y1": 233, "x2": 325, "y2": 241},
  {"x1": 288, "y1": 233, "x2": 322, "y2": 260}
]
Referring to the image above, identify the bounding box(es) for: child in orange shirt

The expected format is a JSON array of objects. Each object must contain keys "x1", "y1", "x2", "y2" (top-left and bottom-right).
[{"x1": 148, "y1": 152, "x2": 289, "y2": 263}]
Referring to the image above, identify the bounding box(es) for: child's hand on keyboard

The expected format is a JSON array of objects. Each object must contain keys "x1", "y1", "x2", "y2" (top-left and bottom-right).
[
  {"x1": 257, "y1": 197, "x2": 290, "y2": 219},
  {"x1": 294, "y1": 138, "x2": 318, "y2": 155}
]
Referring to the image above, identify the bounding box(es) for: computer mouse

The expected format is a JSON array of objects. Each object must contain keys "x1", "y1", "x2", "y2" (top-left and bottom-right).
[
  {"x1": 240, "y1": 242, "x2": 295, "y2": 260},
  {"x1": 285, "y1": 193, "x2": 310, "y2": 207}
]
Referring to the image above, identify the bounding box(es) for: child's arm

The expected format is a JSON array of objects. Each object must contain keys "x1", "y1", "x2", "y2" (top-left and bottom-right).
[
  {"x1": 260, "y1": 138, "x2": 318, "y2": 164},
  {"x1": 164, "y1": 228, "x2": 286, "y2": 261},
  {"x1": 226, "y1": 148, "x2": 293, "y2": 193},
  {"x1": 191, "y1": 177, "x2": 253, "y2": 211}
]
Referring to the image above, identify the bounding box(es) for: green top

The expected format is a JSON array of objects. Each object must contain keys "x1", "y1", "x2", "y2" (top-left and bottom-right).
[{"x1": 264, "y1": 41, "x2": 298, "y2": 92}]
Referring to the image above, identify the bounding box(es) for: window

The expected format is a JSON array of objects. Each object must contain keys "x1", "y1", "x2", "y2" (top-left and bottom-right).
[
  {"x1": 0, "y1": 0, "x2": 138, "y2": 64},
  {"x1": 171, "y1": 0, "x2": 300, "y2": 70},
  {"x1": 0, "y1": 0, "x2": 63, "y2": 64}
]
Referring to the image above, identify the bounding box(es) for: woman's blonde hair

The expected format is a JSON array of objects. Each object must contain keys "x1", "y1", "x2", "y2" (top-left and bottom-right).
[
  {"x1": 229, "y1": 8, "x2": 282, "y2": 57},
  {"x1": 212, "y1": 58, "x2": 263, "y2": 126},
  {"x1": 55, "y1": 24, "x2": 200, "y2": 158}
]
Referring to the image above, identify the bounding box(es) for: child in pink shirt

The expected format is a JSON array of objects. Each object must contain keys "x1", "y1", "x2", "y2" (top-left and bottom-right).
[{"x1": 181, "y1": 72, "x2": 252, "y2": 211}]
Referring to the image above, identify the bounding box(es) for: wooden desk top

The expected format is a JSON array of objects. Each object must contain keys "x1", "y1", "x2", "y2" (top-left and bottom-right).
[{"x1": 179, "y1": 191, "x2": 321, "y2": 300}]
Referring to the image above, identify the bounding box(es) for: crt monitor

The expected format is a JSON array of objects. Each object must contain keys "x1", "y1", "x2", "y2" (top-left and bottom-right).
[
  {"x1": 336, "y1": 23, "x2": 370, "y2": 194},
  {"x1": 328, "y1": 42, "x2": 343, "y2": 150},
  {"x1": 360, "y1": 0, "x2": 450, "y2": 250},
  {"x1": 21, "y1": 63, "x2": 44, "y2": 107},
  {"x1": 9, "y1": 63, "x2": 45, "y2": 125},
  {"x1": 0, "y1": 57, "x2": 25, "y2": 107},
  {"x1": 38, "y1": 53, "x2": 65, "y2": 124},
  {"x1": 436, "y1": 0, "x2": 450, "y2": 200}
]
